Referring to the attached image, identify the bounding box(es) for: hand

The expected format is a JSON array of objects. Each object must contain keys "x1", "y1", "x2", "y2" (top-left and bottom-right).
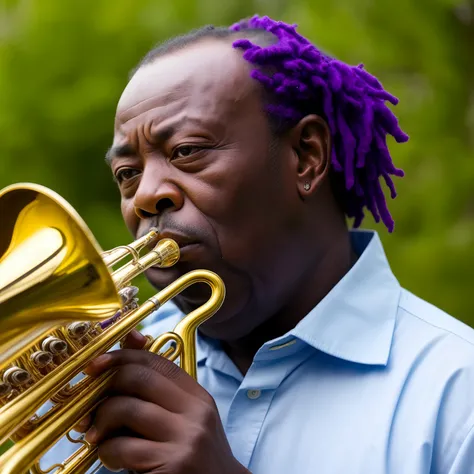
[{"x1": 79, "y1": 332, "x2": 249, "y2": 474}]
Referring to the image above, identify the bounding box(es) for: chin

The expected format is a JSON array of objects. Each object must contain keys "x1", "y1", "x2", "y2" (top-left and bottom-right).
[
  {"x1": 145, "y1": 265, "x2": 213, "y2": 306},
  {"x1": 144, "y1": 255, "x2": 255, "y2": 341},
  {"x1": 145, "y1": 243, "x2": 212, "y2": 286}
]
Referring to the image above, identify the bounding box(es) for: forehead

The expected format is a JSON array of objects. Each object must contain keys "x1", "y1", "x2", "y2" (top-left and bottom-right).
[{"x1": 115, "y1": 39, "x2": 261, "y2": 130}]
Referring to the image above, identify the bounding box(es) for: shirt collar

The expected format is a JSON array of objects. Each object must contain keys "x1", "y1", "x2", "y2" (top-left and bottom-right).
[
  {"x1": 291, "y1": 230, "x2": 400, "y2": 366},
  {"x1": 196, "y1": 230, "x2": 400, "y2": 367}
]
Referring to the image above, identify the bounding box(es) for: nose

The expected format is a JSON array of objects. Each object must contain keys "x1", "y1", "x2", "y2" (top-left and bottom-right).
[{"x1": 133, "y1": 167, "x2": 184, "y2": 219}]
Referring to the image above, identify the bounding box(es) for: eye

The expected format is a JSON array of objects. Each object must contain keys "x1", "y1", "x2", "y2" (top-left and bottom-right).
[
  {"x1": 171, "y1": 145, "x2": 202, "y2": 160},
  {"x1": 115, "y1": 168, "x2": 140, "y2": 184}
]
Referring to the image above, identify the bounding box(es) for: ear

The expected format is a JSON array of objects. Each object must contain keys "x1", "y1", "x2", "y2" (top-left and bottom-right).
[{"x1": 289, "y1": 115, "x2": 332, "y2": 197}]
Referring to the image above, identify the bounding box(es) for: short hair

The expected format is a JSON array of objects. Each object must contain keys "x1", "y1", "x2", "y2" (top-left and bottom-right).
[{"x1": 135, "y1": 15, "x2": 409, "y2": 232}]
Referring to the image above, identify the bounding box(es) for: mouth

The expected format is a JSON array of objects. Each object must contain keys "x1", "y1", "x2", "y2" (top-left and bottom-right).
[
  {"x1": 145, "y1": 230, "x2": 199, "y2": 265},
  {"x1": 170, "y1": 242, "x2": 200, "y2": 263}
]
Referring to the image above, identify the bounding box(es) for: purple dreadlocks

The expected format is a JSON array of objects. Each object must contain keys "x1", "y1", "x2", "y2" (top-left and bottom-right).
[{"x1": 136, "y1": 15, "x2": 409, "y2": 232}]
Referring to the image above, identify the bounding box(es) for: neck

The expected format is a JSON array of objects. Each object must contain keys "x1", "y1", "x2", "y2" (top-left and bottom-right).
[{"x1": 222, "y1": 230, "x2": 357, "y2": 375}]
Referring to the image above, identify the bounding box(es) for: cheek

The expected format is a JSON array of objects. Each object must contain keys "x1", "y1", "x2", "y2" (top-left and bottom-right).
[
  {"x1": 211, "y1": 166, "x2": 294, "y2": 263},
  {"x1": 181, "y1": 152, "x2": 264, "y2": 219},
  {"x1": 121, "y1": 198, "x2": 138, "y2": 234}
]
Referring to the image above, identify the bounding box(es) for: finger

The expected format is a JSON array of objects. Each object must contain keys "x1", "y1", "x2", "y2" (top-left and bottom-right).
[
  {"x1": 120, "y1": 329, "x2": 148, "y2": 350},
  {"x1": 85, "y1": 396, "x2": 178, "y2": 444},
  {"x1": 86, "y1": 349, "x2": 205, "y2": 400},
  {"x1": 106, "y1": 363, "x2": 195, "y2": 413},
  {"x1": 98, "y1": 437, "x2": 171, "y2": 472},
  {"x1": 72, "y1": 414, "x2": 92, "y2": 433}
]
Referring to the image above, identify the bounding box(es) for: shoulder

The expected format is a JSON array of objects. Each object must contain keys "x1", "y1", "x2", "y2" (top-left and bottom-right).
[
  {"x1": 393, "y1": 289, "x2": 474, "y2": 472},
  {"x1": 392, "y1": 288, "x2": 474, "y2": 381},
  {"x1": 398, "y1": 289, "x2": 474, "y2": 346}
]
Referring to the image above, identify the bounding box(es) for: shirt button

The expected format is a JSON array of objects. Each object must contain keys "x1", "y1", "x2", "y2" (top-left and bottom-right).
[{"x1": 247, "y1": 389, "x2": 261, "y2": 400}]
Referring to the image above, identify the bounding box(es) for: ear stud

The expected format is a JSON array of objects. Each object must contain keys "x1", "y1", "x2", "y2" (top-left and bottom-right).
[{"x1": 304, "y1": 183, "x2": 311, "y2": 191}]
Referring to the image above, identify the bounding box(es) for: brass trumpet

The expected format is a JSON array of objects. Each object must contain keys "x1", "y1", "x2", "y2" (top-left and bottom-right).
[{"x1": 0, "y1": 183, "x2": 226, "y2": 474}]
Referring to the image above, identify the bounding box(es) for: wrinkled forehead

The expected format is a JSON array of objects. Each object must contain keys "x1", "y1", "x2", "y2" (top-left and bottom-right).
[{"x1": 115, "y1": 39, "x2": 261, "y2": 129}]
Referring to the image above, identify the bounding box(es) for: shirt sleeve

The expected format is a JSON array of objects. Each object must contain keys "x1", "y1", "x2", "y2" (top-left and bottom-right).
[{"x1": 447, "y1": 422, "x2": 474, "y2": 474}]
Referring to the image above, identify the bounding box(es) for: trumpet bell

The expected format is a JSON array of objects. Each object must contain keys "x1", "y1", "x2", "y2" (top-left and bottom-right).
[
  {"x1": 0, "y1": 182, "x2": 225, "y2": 474},
  {"x1": 0, "y1": 183, "x2": 121, "y2": 368}
]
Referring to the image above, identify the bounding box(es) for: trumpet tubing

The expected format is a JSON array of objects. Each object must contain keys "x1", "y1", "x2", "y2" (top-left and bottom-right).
[{"x1": 0, "y1": 183, "x2": 226, "y2": 474}]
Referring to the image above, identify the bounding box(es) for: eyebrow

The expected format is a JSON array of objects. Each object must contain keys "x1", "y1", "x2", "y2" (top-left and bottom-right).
[
  {"x1": 104, "y1": 118, "x2": 215, "y2": 165},
  {"x1": 105, "y1": 122, "x2": 182, "y2": 165},
  {"x1": 105, "y1": 143, "x2": 136, "y2": 166}
]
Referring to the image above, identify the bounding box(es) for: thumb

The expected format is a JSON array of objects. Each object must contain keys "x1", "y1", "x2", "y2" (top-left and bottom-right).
[{"x1": 120, "y1": 329, "x2": 148, "y2": 350}]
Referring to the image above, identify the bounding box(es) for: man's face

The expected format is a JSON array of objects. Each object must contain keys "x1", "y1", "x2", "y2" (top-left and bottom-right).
[{"x1": 108, "y1": 39, "x2": 306, "y2": 340}]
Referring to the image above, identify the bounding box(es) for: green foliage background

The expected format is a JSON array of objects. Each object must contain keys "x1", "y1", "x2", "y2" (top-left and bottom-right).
[{"x1": 0, "y1": 0, "x2": 473, "y2": 455}]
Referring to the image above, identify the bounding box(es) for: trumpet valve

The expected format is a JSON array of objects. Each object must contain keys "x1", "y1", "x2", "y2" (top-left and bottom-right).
[
  {"x1": 31, "y1": 351, "x2": 56, "y2": 375},
  {"x1": 119, "y1": 286, "x2": 139, "y2": 306},
  {"x1": 67, "y1": 322, "x2": 91, "y2": 340},
  {"x1": 3, "y1": 366, "x2": 34, "y2": 394},
  {"x1": 42, "y1": 336, "x2": 70, "y2": 364}
]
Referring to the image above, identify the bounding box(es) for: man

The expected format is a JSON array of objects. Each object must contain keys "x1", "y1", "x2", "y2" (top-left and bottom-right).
[{"x1": 45, "y1": 15, "x2": 474, "y2": 474}]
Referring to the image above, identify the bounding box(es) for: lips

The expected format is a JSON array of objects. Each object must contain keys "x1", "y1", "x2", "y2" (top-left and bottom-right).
[
  {"x1": 144, "y1": 230, "x2": 199, "y2": 265},
  {"x1": 146, "y1": 230, "x2": 194, "y2": 249}
]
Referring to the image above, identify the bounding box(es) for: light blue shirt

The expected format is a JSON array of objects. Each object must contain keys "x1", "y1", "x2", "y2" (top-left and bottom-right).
[{"x1": 42, "y1": 230, "x2": 474, "y2": 473}]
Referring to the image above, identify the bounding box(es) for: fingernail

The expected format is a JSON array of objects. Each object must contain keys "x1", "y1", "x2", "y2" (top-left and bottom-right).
[
  {"x1": 85, "y1": 354, "x2": 112, "y2": 374},
  {"x1": 85, "y1": 426, "x2": 97, "y2": 444},
  {"x1": 94, "y1": 354, "x2": 112, "y2": 365},
  {"x1": 78, "y1": 418, "x2": 89, "y2": 427}
]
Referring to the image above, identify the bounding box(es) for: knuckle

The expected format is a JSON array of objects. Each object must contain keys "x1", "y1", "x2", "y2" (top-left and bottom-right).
[
  {"x1": 202, "y1": 402, "x2": 218, "y2": 428},
  {"x1": 113, "y1": 363, "x2": 151, "y2": 390},
  {"x1": 95, "y1": 396, "x2": 130, "y2": 427},
  {"x1": 192, "y1": 396, "x2": 218, "y2": 427},
  {"x1": 135, "y1": 363, "x2": 154, "y2": 384},
  {"x1": 199, "y1": 388, "x2": 217, "y2": 408},
  {"x1": 150, "y1": 354, "x2": 182, "y2": 380},
  {"x1": 183, "y1": 400, "x2": 218, "y2": 444},
  {"x1": 191, "y1": 422, "x2": 209, "y2": 446}
]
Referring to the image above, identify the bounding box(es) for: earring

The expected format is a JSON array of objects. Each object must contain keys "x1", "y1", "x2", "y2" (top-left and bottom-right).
[{"x1": 304, "y1": 183, "x2": 311, "y2": 191}]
